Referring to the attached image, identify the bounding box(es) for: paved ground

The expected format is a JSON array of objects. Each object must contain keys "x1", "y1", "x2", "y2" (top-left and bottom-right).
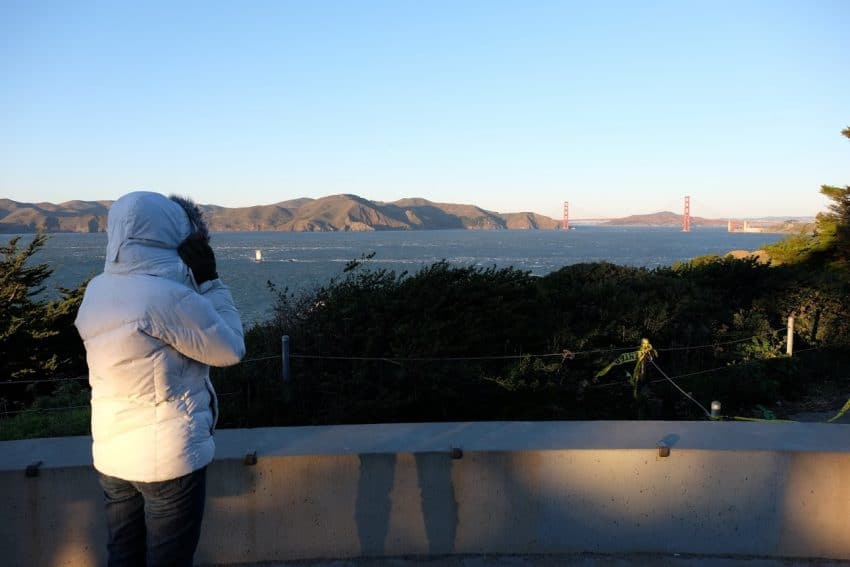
[{"x1": 203, "y1": 553, "x2": 850, "y2": 567}]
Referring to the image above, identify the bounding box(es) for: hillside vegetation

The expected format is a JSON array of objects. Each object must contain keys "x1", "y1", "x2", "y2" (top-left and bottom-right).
[{"x1": 0, "y1": 194, "x2": 559, "y2": 233}]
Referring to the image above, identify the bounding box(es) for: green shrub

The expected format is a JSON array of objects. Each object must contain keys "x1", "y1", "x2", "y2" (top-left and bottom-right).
[{"x1": 0, "y1": 382, "x2": 91, "y2": 440}]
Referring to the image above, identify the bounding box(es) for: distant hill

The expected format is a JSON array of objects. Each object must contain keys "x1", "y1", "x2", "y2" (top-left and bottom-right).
[
  {"x1": 0, "y1": 198, "x2": 110, "y2": 233},
  {"x1": 0, "y1": 194, "x2": 560, "y2": 233},
  {"x1": 602, "y1": 211, "x2": 814, "y2": 233},
  {"x1": 5, "y1": 195, "x2": 807, "y2": 234},
  {"x1": 604, "y1": 211, "x2": 726, "y2": 227}
]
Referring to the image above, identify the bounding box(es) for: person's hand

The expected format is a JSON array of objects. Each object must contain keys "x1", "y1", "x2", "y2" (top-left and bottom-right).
[{"x1": 178, "y1": 235, "x2": 218, "y2": 285}]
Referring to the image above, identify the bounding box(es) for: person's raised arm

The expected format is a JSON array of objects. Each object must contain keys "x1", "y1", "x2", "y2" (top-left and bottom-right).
[{"x1": 144, "y1": 279, "x2": 245, "y2": 367}]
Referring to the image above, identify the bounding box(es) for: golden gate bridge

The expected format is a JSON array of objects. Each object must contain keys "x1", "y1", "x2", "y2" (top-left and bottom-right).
[{"x1": 563, "y1": 196, "x2": 693, "y2": 231}]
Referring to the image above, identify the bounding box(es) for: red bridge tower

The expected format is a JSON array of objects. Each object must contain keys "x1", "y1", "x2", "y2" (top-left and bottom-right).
[{"x1": 682, "y1": 196, "x2": 691, "y2": 232}]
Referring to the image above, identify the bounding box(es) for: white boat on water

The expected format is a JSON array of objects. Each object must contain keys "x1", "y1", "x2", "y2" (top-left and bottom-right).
[{"x1": 254, "y1": 249, "x2": 263, "y2": 262}]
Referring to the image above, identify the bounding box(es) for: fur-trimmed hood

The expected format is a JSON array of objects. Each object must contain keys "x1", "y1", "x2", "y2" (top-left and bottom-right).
[{"x1": 168, "y1": 194, "x2": 209, "y2": 242}]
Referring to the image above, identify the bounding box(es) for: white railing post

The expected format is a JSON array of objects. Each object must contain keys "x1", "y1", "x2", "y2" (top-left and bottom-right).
[{"x1": 786, "y1": 315, "x2": 795, "y2": 356}]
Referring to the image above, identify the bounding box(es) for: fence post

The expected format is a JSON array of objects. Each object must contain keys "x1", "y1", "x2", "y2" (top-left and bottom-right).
[
  {"x1": 786, "y1": 315, "x2": 795, "y2": 356},
  {"x1": 282, "y1": 335, "x2": 291, "y2": 382}
]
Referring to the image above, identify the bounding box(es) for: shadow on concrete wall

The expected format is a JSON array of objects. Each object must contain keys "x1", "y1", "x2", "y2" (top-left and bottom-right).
[
  {"x1": 355, "y1": 453, "x2": 396, "y2": 555},
  {"x1": 415, "y1": 452, "x2": 458, "y2": 554},
  {"x1": 355, "y1": 452, "x2": 459, "y2": 555}
]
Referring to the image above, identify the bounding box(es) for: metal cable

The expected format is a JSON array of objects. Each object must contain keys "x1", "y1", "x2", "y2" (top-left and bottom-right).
[
  {"x1": 655, "y1": 328, "x2": 786, "y2": 353},
  {"x1": 649, "y1": 358, "x2": 711, "y2": 417},
  {"x1": 0, "y1": 405, "x2": 89, "y2": 417},
  {"x1": 0, "y1": 336, "x2": 820, "y2": 388}
]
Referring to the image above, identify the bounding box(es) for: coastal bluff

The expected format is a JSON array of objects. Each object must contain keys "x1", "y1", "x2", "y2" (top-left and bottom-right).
[{"x1": 0, "y1": 194, "x2": 559, "y2": 233}]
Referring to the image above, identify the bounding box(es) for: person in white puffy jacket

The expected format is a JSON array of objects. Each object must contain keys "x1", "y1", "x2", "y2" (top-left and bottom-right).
[{"x1": 75, "y1": 191, "x2": 245, "y2": 567}]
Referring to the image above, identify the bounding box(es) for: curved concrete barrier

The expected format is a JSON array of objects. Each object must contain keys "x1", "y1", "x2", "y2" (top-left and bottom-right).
[{"x1": 2, "y1": 421, "x2": 849, "y2": 566}]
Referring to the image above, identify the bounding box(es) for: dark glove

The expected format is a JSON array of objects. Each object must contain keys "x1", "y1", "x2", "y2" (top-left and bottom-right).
[{"x1": 178, "y1": 235, "x2": 218, "y2": 285}]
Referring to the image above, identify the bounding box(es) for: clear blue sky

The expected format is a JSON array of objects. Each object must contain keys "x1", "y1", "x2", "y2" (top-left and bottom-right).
[{"x1": 1, "y1": 0, "x2": 848, "y2": 219}]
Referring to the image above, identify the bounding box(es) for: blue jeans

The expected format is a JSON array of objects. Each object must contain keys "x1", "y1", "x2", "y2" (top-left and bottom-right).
[{"x1": 97, "y1": 467, "x2": 207, "y2": 567}]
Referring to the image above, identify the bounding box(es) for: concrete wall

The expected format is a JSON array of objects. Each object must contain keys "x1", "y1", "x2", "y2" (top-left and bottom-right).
[{"x1": 2, "y1": 421, "x2": 850, "y2": 566}]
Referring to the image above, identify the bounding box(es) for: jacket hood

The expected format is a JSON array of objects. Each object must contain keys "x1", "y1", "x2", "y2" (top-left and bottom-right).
[{"x1": 105, "y1": 191, "x2": 195, "y2": 283}]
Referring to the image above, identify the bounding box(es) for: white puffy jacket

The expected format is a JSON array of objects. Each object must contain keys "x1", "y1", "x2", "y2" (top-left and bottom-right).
[{"x1": 75, "y1": 191, "x2": 245, "y2": 482}]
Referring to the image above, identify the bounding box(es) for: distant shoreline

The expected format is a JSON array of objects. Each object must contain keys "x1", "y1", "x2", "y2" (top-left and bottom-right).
[
  {"x1": 0, "y1": 194, "x2": 815, "y2": 235},
  {"x1": 1, "y1": 222, "x2": 812, "y2": 235}
]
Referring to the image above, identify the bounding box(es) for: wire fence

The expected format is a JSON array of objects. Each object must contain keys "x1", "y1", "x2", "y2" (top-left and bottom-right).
[
  {"x1": 0, "y1": 405, "x2": 89, "y2": 417},
  {"x1": 0, "y1": 331, "x2": 835, "y2": 420}
]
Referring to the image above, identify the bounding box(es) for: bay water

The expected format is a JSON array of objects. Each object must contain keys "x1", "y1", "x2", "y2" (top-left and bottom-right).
[{"x1": 29, "y1": 227, "x2": 785, "y2": 325}]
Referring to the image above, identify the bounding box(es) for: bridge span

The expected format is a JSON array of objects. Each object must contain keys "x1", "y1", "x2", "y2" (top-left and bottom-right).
[{"x1": 563, "y1": 196, "x2": 692, "y2": 231}]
